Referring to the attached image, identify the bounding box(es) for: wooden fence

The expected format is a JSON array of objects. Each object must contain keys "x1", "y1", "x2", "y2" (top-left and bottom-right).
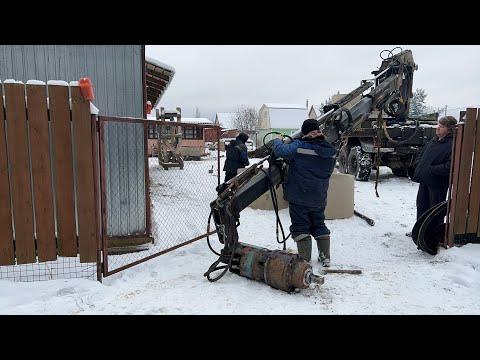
[
  {"x1": 0, "y1": 81, "x2": 98, "y2": 265},
  {"x1": 445, "y1": 108, "x2": 480, "y2": 247}
]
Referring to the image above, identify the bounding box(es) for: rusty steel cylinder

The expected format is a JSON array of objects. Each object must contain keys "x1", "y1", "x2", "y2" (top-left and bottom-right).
[{"x1": 231, "y1": 242, "x2": 324, "y2": 293}]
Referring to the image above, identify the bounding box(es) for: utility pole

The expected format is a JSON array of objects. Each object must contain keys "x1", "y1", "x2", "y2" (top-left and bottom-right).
[{"x1": 444, "y1": 105, "x2": 447, "y2": 117}]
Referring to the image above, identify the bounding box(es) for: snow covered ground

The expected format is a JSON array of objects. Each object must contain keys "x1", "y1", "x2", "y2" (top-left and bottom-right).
[{"x1": 1, "y1": 151, "x2": 479, "y2": 314}]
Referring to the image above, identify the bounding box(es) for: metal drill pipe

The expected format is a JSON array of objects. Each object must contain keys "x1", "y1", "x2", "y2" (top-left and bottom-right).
[{"x1": 230, "y1": 242, "x2": 324, "y2": 293}]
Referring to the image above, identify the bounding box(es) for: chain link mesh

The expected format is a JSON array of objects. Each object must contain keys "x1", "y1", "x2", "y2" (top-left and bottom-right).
[
  {"x1": 0, "y1": 257, "x2": 97, "y2": 282},
  {"x1": 103, "y1": 120, "x2": 220, "y2": 273}
]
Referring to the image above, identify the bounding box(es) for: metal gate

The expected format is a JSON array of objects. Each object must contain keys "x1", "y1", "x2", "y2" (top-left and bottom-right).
[{"x1": 98, "y1": 116, "x2": 221, "y2": 276}]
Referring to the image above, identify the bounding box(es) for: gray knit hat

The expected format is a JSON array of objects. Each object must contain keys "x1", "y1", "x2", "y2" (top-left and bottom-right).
[{"x1": 438, "y1": 116, "x2": 457, "y2": 131}]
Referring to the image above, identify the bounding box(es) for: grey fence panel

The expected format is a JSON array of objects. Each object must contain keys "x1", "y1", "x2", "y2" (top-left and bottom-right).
[{"x1": 104, "y1": 121, "x2": 146, "y2": 237}]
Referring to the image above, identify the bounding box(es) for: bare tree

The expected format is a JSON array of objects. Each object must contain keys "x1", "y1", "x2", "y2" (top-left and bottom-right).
[
  {"x1": 195, "y1": 106, "x2": 201, "y2": 118},
  {"x1": 232, "y1": 105, "x2": 258, "y2": 132}
]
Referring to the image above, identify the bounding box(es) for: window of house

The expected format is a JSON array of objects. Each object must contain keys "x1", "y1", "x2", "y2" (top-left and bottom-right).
[
  {"x1": 149, "y1": 125, "x2": 175, "y2": 139},
  {"x1": 183, "y1": 127, "x2": 203, "y2": 140},
  {"x1": 148, "y1": 125, "x2": 158, "y2": 139}
]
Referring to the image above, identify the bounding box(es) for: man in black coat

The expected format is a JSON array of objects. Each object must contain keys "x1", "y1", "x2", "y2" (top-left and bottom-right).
[
  {"x1": 410, "y1": 116, "x2": 457, "y2": 232},
  {"x1": 223, "y1": 132, "x2": 250, "y2": 182}
]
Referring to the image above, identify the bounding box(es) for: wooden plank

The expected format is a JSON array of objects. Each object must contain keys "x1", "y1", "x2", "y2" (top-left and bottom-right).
[
  {"x1": 454, "y1": 108, "x2": 477, "y2": 235},
  {"x1": 447, "y1": 125, "x2": 463, "y2": 247},
  {"x1": 444, "y1": 125, "x2": 460, "y2": 247},
  {"x1": 4, "y1": 83, "x2": 35, "y2": 264},
  {"x1": 71, "y1": 86, "x2": 96, "y2": 262},
  {"x1": 26, "y1": 84, "x2": 56, "y2": 262},
  {"x1": 0, "y1": 84, "x2": 15, "y2": 265},
  {"x1": 49, "y1": 84, "x2": 77, "y2": 257},
  {"x1": 467, "y1": 109, "x2": 480, "y2": 234},
  {"x1": 108, "y1": 236, "x2": 152, "y2": 248}
]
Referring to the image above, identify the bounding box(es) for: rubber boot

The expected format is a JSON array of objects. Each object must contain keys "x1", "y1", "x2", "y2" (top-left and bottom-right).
[
  {"x1": 295, "y1": 236, "x2": 312, "y2": 263},
  {"x1": 315, "y1": 235, "x2": 330, "y2": 267}
]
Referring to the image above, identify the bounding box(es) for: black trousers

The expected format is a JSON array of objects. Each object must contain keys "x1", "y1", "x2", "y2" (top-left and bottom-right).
[
  {"x1": 416, "y1": 183, "x2": 448, "y2": 220},
  {"x1": 224, "y1": 172, "x2": 236, "y2": 182},
  {"x1": 289, "y1": 202, "x2": 329, "y2": 240}
]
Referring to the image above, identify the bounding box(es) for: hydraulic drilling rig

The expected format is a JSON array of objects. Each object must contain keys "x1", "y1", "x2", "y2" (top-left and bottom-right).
[{"x1": 205, "y1": 48, "x2": 421, "y2": 292}]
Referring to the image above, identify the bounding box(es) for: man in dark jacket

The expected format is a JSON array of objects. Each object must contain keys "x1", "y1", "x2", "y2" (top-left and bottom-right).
[
  {"x1": 273, "y1": 119, "x2": 336, "y2": 266},
  {"x1": 410, "y1": 115, "x2": 457, "y2": 229},
  {"x1": 223, "y1": 132, "x2": 250, "y2": 182}
]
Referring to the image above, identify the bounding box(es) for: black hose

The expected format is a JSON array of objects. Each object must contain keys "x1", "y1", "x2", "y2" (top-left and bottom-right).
[
  {"x1": 205, "y1": 209, "x2": 221, "y2": 257},
  {"x1": 204, "y1": 132, "x2": 292, "y2": 281},
  {"x1": 264, "y1": 133, "x2": 293, "y2": 248}
]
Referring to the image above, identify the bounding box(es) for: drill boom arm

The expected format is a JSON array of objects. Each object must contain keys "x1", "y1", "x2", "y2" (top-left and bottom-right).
[{"x1": 209, "y1": 48, "x2": 417, "y2": 268}]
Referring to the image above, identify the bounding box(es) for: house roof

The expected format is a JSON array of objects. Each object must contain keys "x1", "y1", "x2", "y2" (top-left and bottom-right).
[
  {"x1": 145, "y1": 55, "x2": 175, "y2": 108},
  {"x1": 180, "y1": 117, "x2": 213, "y2": 125},
  {"x1": 215, "y1": 112, "x2": 235, "y2": 126},
  {"x1": 309, "y1": 104, "x2": 323, "y2": 117},
  {"x1": 147, "y1": 113, "x2": 212, "y2": 125},
  {"x1": 263, "y1": 103, "x2": 306, "y2": 109}
]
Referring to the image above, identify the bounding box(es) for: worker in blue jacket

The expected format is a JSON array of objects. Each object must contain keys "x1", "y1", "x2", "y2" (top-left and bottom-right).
[{"x1": 273, "y1": 119, "x2": 336, "y2": 266}]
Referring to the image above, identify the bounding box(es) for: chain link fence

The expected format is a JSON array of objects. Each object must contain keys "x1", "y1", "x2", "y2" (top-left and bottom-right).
[
  {"x1": 100, "y1": 118, "x2": 221, "y2": 275},
  {"x1": 0, "y1": 258, "x2": 98, "y2": 282}
]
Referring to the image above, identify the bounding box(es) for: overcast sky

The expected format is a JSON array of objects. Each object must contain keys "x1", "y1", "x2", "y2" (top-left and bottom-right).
[{"x1": 145, "y1": 45, "x2": 480, "y2": 120}]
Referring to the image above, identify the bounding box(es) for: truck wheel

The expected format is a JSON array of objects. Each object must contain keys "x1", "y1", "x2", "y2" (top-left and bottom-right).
[
  {"x1": 337, "y1": 145, "x2": 350, "y2": 174},
  {"x1": 348, "y1": 146, "x2": 372, "y2": 181}
]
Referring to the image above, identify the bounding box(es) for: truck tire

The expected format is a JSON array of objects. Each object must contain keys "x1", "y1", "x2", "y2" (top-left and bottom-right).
[
  {"x1": 337, "y1": 145, "x2": 350, "y2": 174},
  {"x1": 348, "y1": 146, "x2": 372, "y2": 181}
]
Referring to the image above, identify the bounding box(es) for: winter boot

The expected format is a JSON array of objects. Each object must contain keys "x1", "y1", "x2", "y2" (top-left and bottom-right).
[
  {"x1": 315, "y1": 234, "x2": 330, "y2": 267},
  {"x1": 294, "y1": 234, "x2": 312, "y2": 263}
]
